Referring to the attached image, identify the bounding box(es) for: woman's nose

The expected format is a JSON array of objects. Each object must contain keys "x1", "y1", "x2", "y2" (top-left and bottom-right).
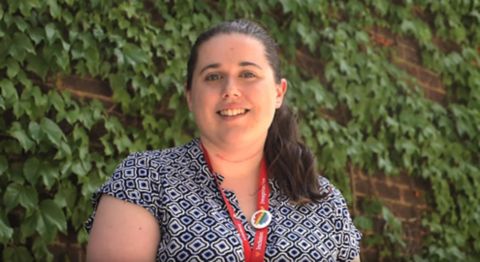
[{"x1": 222, "y1": 78, "x2": 240, "y2": 99}]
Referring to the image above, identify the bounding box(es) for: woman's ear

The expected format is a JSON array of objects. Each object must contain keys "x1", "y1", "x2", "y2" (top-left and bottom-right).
[
  {"x1": 275, "y1": 78, "x2": 288, "y2": 108},
  {"x1": 185, "y1": 84, "x2": 192, "y2": 111}
]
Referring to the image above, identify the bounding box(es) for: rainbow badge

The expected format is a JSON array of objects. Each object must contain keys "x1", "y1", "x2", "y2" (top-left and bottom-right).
[{"x1": 251, "y1": 209, "x2": 272, "y2": 229}]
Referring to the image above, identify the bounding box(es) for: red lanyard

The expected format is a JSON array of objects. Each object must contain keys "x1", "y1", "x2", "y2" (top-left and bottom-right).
[{"x1": 201, "y1": 143, "x2": 270, "y2": 262}]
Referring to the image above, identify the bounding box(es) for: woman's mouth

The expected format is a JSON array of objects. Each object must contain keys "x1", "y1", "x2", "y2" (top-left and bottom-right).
[{"x1": 217, "y1": 109, "x2": 250, "y2": 117}]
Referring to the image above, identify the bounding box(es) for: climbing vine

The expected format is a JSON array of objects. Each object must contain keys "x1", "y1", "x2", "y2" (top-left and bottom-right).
[{"x1": 0, "y1": 0, "x2": 478, "y2": 261}]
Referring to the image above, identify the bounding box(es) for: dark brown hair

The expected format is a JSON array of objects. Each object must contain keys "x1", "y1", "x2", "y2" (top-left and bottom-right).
[{"x1": 186, "y1": 19, "x2": 327, "y2": 204}]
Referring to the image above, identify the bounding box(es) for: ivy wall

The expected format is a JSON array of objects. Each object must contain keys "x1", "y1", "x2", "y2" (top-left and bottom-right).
[{"x1": 0, "y1": 1, "x2": 479, "y2": 261}]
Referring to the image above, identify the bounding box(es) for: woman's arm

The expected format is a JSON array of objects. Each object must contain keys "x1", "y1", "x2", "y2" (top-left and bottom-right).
[
  {"x1": 86, "y1": 195, "x2": 160, "y2": 262},
  {"x1": 352, "y1": 255, "x2": 361, "y2": 262}
]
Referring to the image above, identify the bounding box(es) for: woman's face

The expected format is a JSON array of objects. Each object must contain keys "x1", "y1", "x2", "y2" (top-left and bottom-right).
[{"x1": 187, "y1": 33, "x2": 287, "y2": 148}]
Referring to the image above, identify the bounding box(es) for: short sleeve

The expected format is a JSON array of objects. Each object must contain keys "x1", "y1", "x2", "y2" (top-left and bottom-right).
[
  {"x1": 318, "y1": 176, "x2": 361, "y2": 261},
  {"x1": 331, "y1": 187, "x2": 362, "y2": 261},
  {"x1": 85, "y1": 152, "x2": 163, "y2": 232}
]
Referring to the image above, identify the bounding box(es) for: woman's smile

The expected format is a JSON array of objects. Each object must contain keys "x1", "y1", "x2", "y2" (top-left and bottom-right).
[{"x1": 217, "y1": 108, "x2": 250, "y2": 117}]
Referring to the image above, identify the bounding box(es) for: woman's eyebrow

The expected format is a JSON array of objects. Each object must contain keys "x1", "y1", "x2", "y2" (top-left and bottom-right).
[
  {"x1": 199, "y1": 63, "x2": 220, "y2": 74},
  {"x1": 198, "y1": 61, "x2": 262, "y2": 74},
  {"x1": 239, "y1": 61, "x2": 262, "y2": 69}
]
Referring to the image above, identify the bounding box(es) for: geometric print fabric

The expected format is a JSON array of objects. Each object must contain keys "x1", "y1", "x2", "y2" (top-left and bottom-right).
[{"x1": 86, "y1": 139, "x2": 361, "y2": 261}]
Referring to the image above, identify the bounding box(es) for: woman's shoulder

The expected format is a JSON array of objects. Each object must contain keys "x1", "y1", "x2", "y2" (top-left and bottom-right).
[
  {"x1": 118, "y1": 138, "x2": 202, "y2": 169},
  {"x1": 311, "y1": 176, "x2": 353, "y2": 215},
  {"x1": 85, "y1": 139, "x2": 203, "y2": 229},
  {"x1": 317, "y1": 176, "x2": 348, "y2": 199},
  {"x1": 317, "y1": 175, "x2": 333, "y2": 195},
  {"x1": 105, "y1": 138, "x2": 204, "y2": 187}
]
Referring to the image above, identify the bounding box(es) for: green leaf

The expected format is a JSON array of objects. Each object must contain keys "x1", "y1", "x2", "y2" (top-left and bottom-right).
[
  {"x1": 0, "y1": 79, "x2": 19, "y2": 106},
  {"x1": 20, "y1": 213, "x2": 37, "y2": 240},
  {"x1": 355, "y1": 31, "x2": 369, "y2": 43},
  {"x1": 0, "y1": 156, "x2": 8, "y2": 176},
  {"x1": 28, "y1": 121, "x2": 43, "y2": 144},
  {"x1": 0, "y1": 216, "x2": 13, "y2": 244},
  {"x1": 40, "y1": 199, "x2": 67, "y2": 232},
  {"x1": 3, "y1": 183, "x2": 38, "y2": 213},
  {"x1": 47, "y1": 0, "x2": 61, "y2": 18},
  {"x1": 109, "y1": 73, "x2": 130, "y2": 109},
  {"x1": 6, "y1": 59, "x2": 20, "y2": 78},
  {"x1": 54, "y1": 141, "x2": 72, "y2": 160},
  {"x1": 279, "y1": 0, "x2": 297, "y2": 13},
  {"x1": 55, "y1": 50, "x2": 70, "y2": 71},
  {"x1": 19, "y1": 0, "x2": 41, "y2": 16},
  {"x1": 54, "y1": 182, "x2": 77, "y2": 208},
  {"x1": 373, "y1": 0, "x2": 388, "y2": 16},
  {"x1": 26, "y1": 54, "x2": 48, "y2": 79},
  {"x1": 354, "y1": 215, "x2": 373, "y2": 231},
  {"x1": 23, "y1": 157, "x2": 40, "y2": 185},
  {"x1": 0, "y1": 95, "x2": 5, "y2": 110},
  {"x1": 40, "y1": 117, "x2": 65, "y2": 147},
  {"x1": 29, "y1": 27, "x2": 45, "y2": 45},
  {"x1": 361, "y1": 198, "x2": 383, "y2": 214},
  {"x1": 8, "y1": 122, "x2": 35, "y2": 151},
  {"x1": 45, "y1": 23, "x2": 57, "y2": 43},
  {"x1": 48, "y1": 90, "x2": 65, "y2": 111},
  {"x1": 123, "y1": 43, "x2": 149, "y2": 66},
  {"x1": 32, "y1": 237, "x2": 54, "y2": 262},
  {"x1": 85, "y1": 47, "x2": 100, "y2": 74},
  {"x1": 39, "y1": 165, "x2": 59, "y2": 190},
  {"x1": 3, "y1": 246, "x2": 33, "y2": 262},
  {"x1": 9, "y1": 32, "x2": 36, "y2": 61},
  {"x1": 400, "y1": 20, "x2": 415, "y2": 34}
]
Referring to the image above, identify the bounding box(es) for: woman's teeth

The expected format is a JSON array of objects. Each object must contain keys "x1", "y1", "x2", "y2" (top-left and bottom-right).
[{"x1": 218, "y1": 109, "x2": 248, "y2": 116}]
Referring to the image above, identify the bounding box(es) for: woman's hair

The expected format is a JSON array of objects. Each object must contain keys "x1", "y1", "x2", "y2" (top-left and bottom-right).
[{"x1": 186, "y1": 19, "x2": 327, "y2": 204}]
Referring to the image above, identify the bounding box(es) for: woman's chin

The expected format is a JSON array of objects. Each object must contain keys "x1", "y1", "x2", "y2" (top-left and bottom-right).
[{"x1": 202, "y1": 133, "x2": 258, "y2": 147}]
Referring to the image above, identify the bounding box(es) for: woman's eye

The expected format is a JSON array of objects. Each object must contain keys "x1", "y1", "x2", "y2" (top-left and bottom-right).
[
  {"x1": 205, "y1": 74, "x2": 222, "y2": 81},
  {"x1": 240, "y1": 71, "x2": 256, "y2": 79}
]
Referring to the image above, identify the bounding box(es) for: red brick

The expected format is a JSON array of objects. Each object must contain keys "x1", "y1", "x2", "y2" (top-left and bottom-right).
[
  {"x1": 372, "y1": 171, "x2": 386, "y2": 180},
  {"x1": 432, "y1": 36, "x2": 459, "y2": 53},
  {"x1": 355, "y1": 178, "x2": 372, "y2": 195},
  {"x1": 375, "y1": 181, "x2": 400, "y2": 200},
  {"x1": 356, "y1": 196, "x2": 367, "y2": 211},
  {"x1": 49, "y1": 243, "x2": 84, "y2": 262},
  {"x1": 395, "y1": 44, "x2": 420, "y2": 64},
  {"x1": 361, "y1": 248, "x2": 380, "y2": 262},
  {"x1": 403, "y1": 220, "x2": 428, "y2": 254},
  {"x1": 423, "y1": 87, "x2": 446, "y2": 103},
  {"x1": 395, "y1": 61, "x2": 419, "y2": 78},
  {"x1": 417, "y1": 68, "x2": 440, "y2": 88},
  {"x1": 389, "y1": 173, "x2": 414, "y2": 187},
  {"x1": 61, "y1": 75, "x2": 112, "y2": 97},
  {"x1": 402, "y1": 188, "x2": 427, "y2": 207},
  {"x1": 295, "y1": 49, "x2": 325, "y2": 77},
  {"x1": 429, "y1": 76, "x2": 444, "y2": 90},
  {"x1": 384, "y1": 201, "x2": 416, "y2": 219},
  {"x1": 396, "y1": 36, "x2": 419, "y2": 50},
  {"x1": 369, "y1": 26, "x2": 395, "y2": 47},
  {"x1": 353, "y1": 169, "x2": 379, "y2": 184}
]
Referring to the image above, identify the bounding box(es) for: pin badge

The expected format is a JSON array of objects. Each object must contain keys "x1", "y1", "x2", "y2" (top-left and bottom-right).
[{"x1": 251, "y1": 209, "x2": 272, "y2": 229}]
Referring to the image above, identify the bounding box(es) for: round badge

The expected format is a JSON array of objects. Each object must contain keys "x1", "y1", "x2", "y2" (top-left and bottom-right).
[{"x1": 250, "y1": 209, "x2": 272, "y2": 229}]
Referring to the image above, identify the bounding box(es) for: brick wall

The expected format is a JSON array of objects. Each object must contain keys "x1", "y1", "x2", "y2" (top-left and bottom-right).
[
  {"x1": 373, "y1": 27, "x2": 447, "y2": 103},
  {"x1": 51, "y1": 27, "x2": 443, "y2": 261},
  {"x1": 49, "y1": 232, "x2": 86, "y2": 262},
  {"x1": 354, "y1": 27, "x2": 445, "y2": 261},
  {"x1": 353, "y1": 170, "x2": 429, "y2": 261}
]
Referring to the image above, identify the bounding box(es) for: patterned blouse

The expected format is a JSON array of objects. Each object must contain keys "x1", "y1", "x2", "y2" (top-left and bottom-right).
[{"x1": 86, "y1": 139, "x2": 361, "y2": 261}]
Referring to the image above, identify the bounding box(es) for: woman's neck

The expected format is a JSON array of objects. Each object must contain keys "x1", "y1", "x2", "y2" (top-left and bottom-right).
[
  {"x1": 200, "y1": 137, "x2": 264, "y2": 181},
  {"x1": 200, "y1": 137, "x2": 266, "y2": 217}
]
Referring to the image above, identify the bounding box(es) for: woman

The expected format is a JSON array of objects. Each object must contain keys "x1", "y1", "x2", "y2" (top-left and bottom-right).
[{"x1": 86, "y1": 19, "x2": 361, "y2": 261}]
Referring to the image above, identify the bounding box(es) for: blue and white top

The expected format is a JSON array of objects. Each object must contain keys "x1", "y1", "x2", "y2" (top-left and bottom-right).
[{"x1": 86, "y1": 139, "x2": 361, "y2": 261}]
